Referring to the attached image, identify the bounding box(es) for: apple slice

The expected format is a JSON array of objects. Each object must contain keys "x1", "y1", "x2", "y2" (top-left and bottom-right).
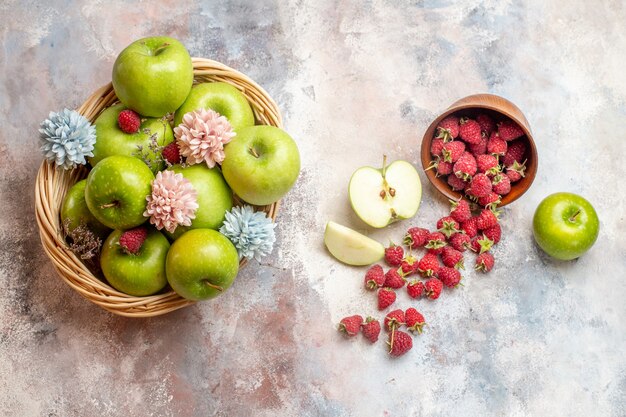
[
  {"x1": 324, "y1": 221, "x2": 384, "y2": 266},
  {"x1": 349, "y1": 156, "x2": 422, "y2": 228}
]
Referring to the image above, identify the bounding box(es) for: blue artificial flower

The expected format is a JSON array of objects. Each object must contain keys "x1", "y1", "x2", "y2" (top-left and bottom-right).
[
  {"x1": 220, "y1": 205, "x2": 277, "y2": 261},
  {"x1": 39, "y1": 109, "x2": 96, "y2": 170}
]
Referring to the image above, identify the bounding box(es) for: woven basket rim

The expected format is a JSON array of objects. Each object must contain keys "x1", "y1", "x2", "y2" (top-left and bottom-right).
[{"x1": 35, "y1": 57, "x2": 283, "y2": 318}]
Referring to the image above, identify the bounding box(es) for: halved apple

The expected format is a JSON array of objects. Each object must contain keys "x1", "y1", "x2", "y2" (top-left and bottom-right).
[
  {"x1": 324, "y1": 221, "x2": 384, "y2": 266},
  {"x1": 349, "y1": 157, "x2": 422, "y2": 228}
]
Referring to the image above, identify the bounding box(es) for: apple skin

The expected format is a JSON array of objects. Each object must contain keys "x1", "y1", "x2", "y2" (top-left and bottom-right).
[
  {"x1": 166, "y1": 229, "x2": 239, "y2": 301},
  {"x1": 100, "y1": 228, "x2": 170, "y2": 296},
  {"x1": 222, "y1": 125, "x2": 300, "y2": 206},
  {"x1": 61, "y1": 179, "x2": 111, "y2": 240},
  {"x1": 85, "y1": 155, "x2": 154, "y2": 230},
  {"x1": 112, "y1": 36, "x2": 193, "y2": 117},
  {"x1": 166, "y1": 164, "x2": 233, "y2": 240},
  {"x1": 173, "y1": 82, "x2": 255, "y2": 131},
  {"x1": 533, "y1": 192, "x2": 600, "y2": 260},
  {"x1": 89, "y1": 103, "x2": 174, "y2": 173}
]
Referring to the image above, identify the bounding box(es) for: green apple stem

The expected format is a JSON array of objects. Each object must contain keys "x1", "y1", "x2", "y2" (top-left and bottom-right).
[
  {"x1": 248, "y1": 147, "x2": 260, "y2": 158},
  {"x1": 153, "y1": 42, "x2": 170, "y2": 55},
  {"x1": 569, "y1": 210, "x2": 581, "y2": 222},
  {"x1": 201, "y1": 280, "x2": 224, "y2": 292},
  {"x1": 100, "y1": 202, "x2": 119, "y2": 209}
]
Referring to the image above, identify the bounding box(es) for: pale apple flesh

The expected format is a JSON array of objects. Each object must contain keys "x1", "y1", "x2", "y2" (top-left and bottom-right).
[
  {"x1": 324, "y1": 221, "x2": 384, "y2": 266},
  {"x1": 349, "y1": 160, "x2": 422, "y2": 228}
]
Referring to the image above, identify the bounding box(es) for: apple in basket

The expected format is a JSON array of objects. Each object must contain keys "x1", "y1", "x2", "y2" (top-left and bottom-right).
[
  {"x1": 61, "y1": 179, "x2": 111, "y2": 240},
  {"x1": 174, "y1": 82, "x2": 255, "y2": 132},
  {"x1": 112, "y1": 36, "x2": 193, "y2": 117}
]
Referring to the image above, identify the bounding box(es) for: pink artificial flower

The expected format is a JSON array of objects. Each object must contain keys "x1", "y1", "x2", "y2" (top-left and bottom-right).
[{"x1": 144, "y1": 170, "x2": 198, "y2": 233}]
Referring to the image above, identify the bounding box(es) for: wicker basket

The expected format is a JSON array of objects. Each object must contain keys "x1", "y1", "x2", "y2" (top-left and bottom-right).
[{"x1": 35, "y1": 58, "x2": 282, "y2": 317}]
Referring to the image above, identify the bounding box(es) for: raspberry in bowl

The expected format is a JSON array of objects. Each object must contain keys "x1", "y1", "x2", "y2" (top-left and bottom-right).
[{"x1": 420, "y1": 94, "x2": 537, "y2": 207}]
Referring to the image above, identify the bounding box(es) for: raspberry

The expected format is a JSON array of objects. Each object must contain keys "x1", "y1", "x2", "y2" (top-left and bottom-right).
[
  {"x1": 492, "y1": 173, "x2": 511, "y2": 195},
  {"x1": 364, "y1": 264, "x2": 385, "y2": 290},
  {"x1": 162, "y1": 142, "x2": 181, "y2": 165},
  {"x1": 431, "y1": 137, "x2": 445, "y2": 157},
  {"x1": 483, "y1": 223, "x2": 501, "y2": 244},
  {"x1": 427, "y1": 159, "x2": 453, "y2": 177},
  {"x1": 418, "y1": 253, "x2": 440, "y2": 277},
  {"x1": 424, "y1": 277, "x2": 443, "y2": 299},
  {"x1": 477, "y1": 192, "x2": 501, "y2": 209},
  {"x1": 118, "y1": 227, "x2": 148, "y2": 255},
  {"x1": 442, "y1": 141, "x2": 466, "y2": 163},
  {"x1": 361, "y1": 317, "x2": 381, "y2": 343},
  {"x1": 406, "y1": 280, "x2": 425, "y2": 298},
  {"x1": 388, "y1": 329, "x2": 413, "y2": 357},
  {"x1": 436, "y1": 115, "x2": 460, "y2": 141},
  {"x1": 453, "y1": 152, "x2": 478, "y2": 180},
  {"x1": 441, "y1": 246, "x2": 464, "y2": 269},
  {"x1": 470, "y1": 234, "x2": 494, "y2": 254},
  {"x1": 400, "y1": 255, "x2": 419, "y2": 276},
  {"x1": 449, "y1": 199, "x2": 471, "y2": 223},
  {"x1": 487, "y1": 131, "x2": 507, "y2": 156},
  {"x1": 459, "y1": 118, "x2": 483, "y2": 144},
  {"x1": 338, "y1": 315, "x2": 363, "y2": 337},
  {"x1": 117, "y1": 109, "x2": 141, "y2": 134},
  {"x1": 476, "y1": 154, "x2": 500, "y2": 176},
  {"x1": 506, "y1": 160, "x2": 526, "y2": 183},
  {"x1": 438, "y1": 266, "x2": 462, "y2": 288},
  {"x1": 503, "y1": 140, "x2": 527, "y2": 167},
  {"x1": 466, "y1": 173, "x2": 492, "y2": 198},
  {"x1": 404, "y1": 227, "x2": 429, "y2": 249},
  {"x1": 405, "y1": 308, "x2": 426, "y2": 334},
  {"x1": 384, "y1": 309, "x2": 405, "y2": 331},
  {"x1": 475, "y1": 252, "x2": 495, "y2": 272},
  {"x1": 448, "y1": 174, "x2": 467, "y2": 191},
  {"x1": 378, "y1": 288, "x2": 396, "y2": 310},
  {"x1": 437, "y1": 216, "x2": 460, "y2": 238},
  {"x1": 460, "y1": 217, "x2": 479, "y2": 238},
  {"x1": 476, "y1": 113, "x2": 495, "y2": 135},
  {"x1": 449, "y1": 232, "x2": 471, "y2": 252},
  {"x1": 425, "y1": 231, "x2": 447, "y2": 255},
  {"x1": 498, "y1": 119, "x2": 524, "y2": 141},
  {"x1": 476, "y1": 209, "x2": 499, "y2": 230},
  {"x1": 384, "y1": 244, "x2": 404, "y2": 267},
  {"x1": 384, "y1": 268, "x2": 405, "y2": 289},
  {"x1": 468, "y1": 134, "x2": 488, "y2": 155}
]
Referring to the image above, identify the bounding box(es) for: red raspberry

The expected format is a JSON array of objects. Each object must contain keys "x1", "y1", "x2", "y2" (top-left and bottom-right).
[
  {"x1": 449, "y1": 232, "x2": 471, "y2": 252},
  {"x1": 475, "y1": 252, "x2": 495, "y2": 272},
  {"x1": 442, "y1": 141, "x2": 466, "y2": 163},
  {"x1": 476, "y1": 113, "x2": 496, "y2": 135},
  {"x1": 448, "y1": 174, "x2": 467, "y2": 191},
  {"x1": 400, "y1": 255, "x2": 419, "y2": 276},
  {"x1": 459, "y1": 118, "x2": 483, "y2": 144},
  {"x1": 424, "y1": 277, "x2": 443, "y2": 299},
  {"x1": 476, "y1": 209, "x2": 499, "y2": 230},
  {"x1": 404, "y1": 227, "x2": 429, "y2": 249},
  {"x1": 119, "y1": 227, "x2": 148, "y2": 255},
  {"x1": 427, "y1": 159, "x2": 453, "y2": 177},
  {"x1": 405, "y1": 308, "x2": 426, "y2": 334},
  {"x1": 378, "y1": 288, "x2": 396, "y2": 310},
  {"x1": 117, "y1": 109, "x2": 141, "y2": 134},
  {"x1": 506, "y1": 161, "x2": 526, "y2": 183},
  {"x1": 430, "y1": 137, "x2": 445, "y2": 157},
  {"x1": 406, "y1": 280, "x2": 425, "y2": 298},
  {"x1": 503, "y1": 140, "x2": 527, "y2": 167},
  {"x1": 453, "y1": 152, "x2": 478, "y2": 180},
  {"x1": 384, "y1": 268, "x2": 405, "y2": 289},
  {"x1": 492, "y1": 173, "x2": 511, "y2": 195},
  {"x1": 384, "y1": 244, "x2": 404, "y2": 267},
  {"x1": 364, "y1": 264, "x2": 385, "y2": 290},
  {"x1": 361, "y1": 317, "x2": 381, "y2": 343},
  {"x1": 483, "y1": 223, "x2": 501, "y2": 244},
  {"x1": 388, "y1": 329, "x2": 413, "y2": 357},
  {"x1": 468, "y1": 134, "x2": 488, "y2": 155},
  {"x1": 470, "y1": 234, "x2": 494, "y2": 254},
  {"x1": 338, "y1": 315, "x2": 363, "y2": 337},
  {"x1": 487, "y1": 131, "x2": 507, "y2": 156},
  {"x1": 441, "y1": 246, "x2": 464, "y2": 269},
  {"x1": 438, "y1": 266, "x2": 462, "y2": 288},
  {"x1": 449, "y1": 199, "x2": 471, "y2": 223},
  {"x1": 466, "y1": 173, "x2": 492, "y2": 198},
  {"x1": 476, "y1": 154, "x2": 500, "y2": 176},
  {"x1": 460, "y1": 217, "x2": 479, "y2": 238},
  {"x1": 425, "y1": 231, "x2": 447, "y2": 254},
  {"x1": 384, "y1": 309, "x2": 406, "y2": 331},
  {"x1": 477, "y1": 192, "x2": 501, "y2": 209},
  {"x1": 437, "y1": 216, "x2": 460, "y2": 238},
  {"x1": 162, "y1": 142, "x2": 181, "y2": 165},
  {"x1": 436, "y1": 115, "x2": 460, "y2": 141},
  {"x1": 498, "y1": 119, "x2": 524, "y2": 141},
  {"x1": 418, "y1": 253, "x2": 440, "y2": 277}
]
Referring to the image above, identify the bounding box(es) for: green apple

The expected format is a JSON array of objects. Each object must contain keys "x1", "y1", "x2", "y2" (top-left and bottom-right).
[
  {"x1": 61, "y1": 179, "x2": 111, "y2": 240},
  {"x1": 324, "y1": 221, "x2": 385, "y2": 266},
  {"x1": 533, "y1": 192, "x2": 600, "y2": 260},
  {"x1": 349, "y1": 156, "x2": 422, "y2": 228},
  {"x1": 89, "y1": 103, "x2": 174, "y2": 173},
  {"x1": 166, "y1": 164, "x2": 233, "y2": 240},
  {"x1": 173, "y1": 82, "x2": 255, "y2": 131},
  {"x1": 85, "y1": 155, "x2": 154, "y2": 230},
  {"x1": 112, "y1": 36, "x2": 193, "y2": 117},
  {"x1": 166, "y1": 229, "x2": 239, "y2": 300},
  {"x1": 100, "y1": 228, "x2": 170, "y2": 296},
  {"x1": 222, "y1": 125, "x2": 300, "y2": 205}
]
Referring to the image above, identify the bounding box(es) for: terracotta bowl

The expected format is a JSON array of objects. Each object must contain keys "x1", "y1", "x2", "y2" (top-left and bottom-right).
[{"x1": 420, "y1": 94, "x2": 538, "y2": 207}]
